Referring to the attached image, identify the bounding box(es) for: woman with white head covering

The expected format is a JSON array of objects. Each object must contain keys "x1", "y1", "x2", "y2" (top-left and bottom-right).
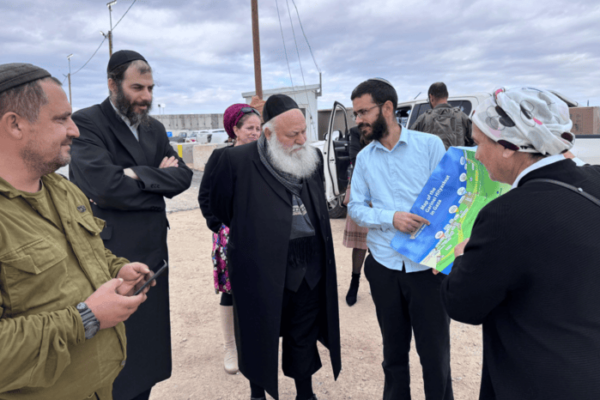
[{"x1": 441, "y1": 87, "x2": 600, "y2": 400}]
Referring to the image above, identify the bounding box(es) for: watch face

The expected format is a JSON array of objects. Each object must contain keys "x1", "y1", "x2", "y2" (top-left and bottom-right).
[{"x1": 76, "y1": 302, "x2": 87, "y2": 311}]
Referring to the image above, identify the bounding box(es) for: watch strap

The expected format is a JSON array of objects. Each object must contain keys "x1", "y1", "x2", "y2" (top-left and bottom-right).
[{"x1": 76, "y1": 302, "x2": 100, "y2": 340}]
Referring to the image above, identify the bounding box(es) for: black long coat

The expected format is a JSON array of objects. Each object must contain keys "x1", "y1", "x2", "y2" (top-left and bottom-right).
[
  {"x1": 441, "y1": 160, "x2": 600, "y2": 400},
  {"x1": 69, "y1": 98, "x2": 193, "y2": 400},
  {"x1": 210, "y1": 141, "x2": 341, "y2": 399}
]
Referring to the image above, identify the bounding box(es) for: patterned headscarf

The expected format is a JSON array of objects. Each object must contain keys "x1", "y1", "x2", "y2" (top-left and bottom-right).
[{"x1": 471, "y1": 87, "x2": 575, "y2": 155}]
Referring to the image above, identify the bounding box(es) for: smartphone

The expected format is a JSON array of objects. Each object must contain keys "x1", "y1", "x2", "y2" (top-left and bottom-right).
[{"x1": 134, "y1": 260, "x2": 168, "y2": 296}]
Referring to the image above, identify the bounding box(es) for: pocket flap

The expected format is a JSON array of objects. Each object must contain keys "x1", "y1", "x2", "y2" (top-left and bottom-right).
[
  {"x1": 75, "y1": 214, "x2": 102, "y2": 236},
  {"x1": 1, "y1": 238, "x2": 67, "y2": 275}
]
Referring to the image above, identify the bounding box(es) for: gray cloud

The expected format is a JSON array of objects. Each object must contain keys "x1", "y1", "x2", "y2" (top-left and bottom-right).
[{"x1": 1, "y1": 0, "x2": 599, "y2": 115}]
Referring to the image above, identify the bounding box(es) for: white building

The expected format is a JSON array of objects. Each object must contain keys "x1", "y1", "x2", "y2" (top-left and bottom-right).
[{"x1": 242, "y1": 83, "x2": 321, "y2": 142}]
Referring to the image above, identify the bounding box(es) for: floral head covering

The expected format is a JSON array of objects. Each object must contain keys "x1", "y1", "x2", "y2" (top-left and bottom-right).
[{"x1": 472, "y1": 87, "x2": 575, "y2": 155}]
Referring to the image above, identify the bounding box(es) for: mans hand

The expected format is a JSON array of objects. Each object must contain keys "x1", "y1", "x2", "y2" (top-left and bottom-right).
[
  {"x1": 116, "y1": 262, "x2": 155, "y2": 296},
  {"x1": 454, "y1": 238, "x2": 470, "y2": 258},
  {"x1": 123, "y1": 168, "x2": 140, "y2": 180},
  {"x1": 393, "y1": 212, "x2": 430, "y2": 234},
  {"x1": 85, "y1": 279, "x2": 147, "y2": 330},
  {"x1": 159, "y1": 156, "x2": 179, "y2": 169},
  {"x1": 432, "y1": 268, "x2": 440, "y2": 275}
]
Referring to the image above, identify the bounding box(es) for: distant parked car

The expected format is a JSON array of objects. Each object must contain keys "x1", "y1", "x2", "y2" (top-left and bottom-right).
[
  {"x1": 208, "y1": 129, "x2": 229, "y2": 144},
  {"x1": 169, "y1": 136, "x2": 186, "y2": 143}
]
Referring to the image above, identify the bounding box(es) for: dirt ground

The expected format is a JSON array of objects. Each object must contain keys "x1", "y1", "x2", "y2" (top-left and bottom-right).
[{"x1": 150, "y1": 172, "x2": 483, "y2": 400}]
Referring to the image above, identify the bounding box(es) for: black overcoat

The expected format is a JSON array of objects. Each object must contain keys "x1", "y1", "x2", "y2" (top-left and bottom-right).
[
  {"x1": 69, "y1": 98, "x2": 193, "y2": 400},
  {"x1": 198, "y1": 146, "x2": 232, "y2": 233},
  {"x1": 441, "y1": 159, "x2": 600, "y2": 400},
  {"x1": 210, "y1": 141, "x2": 341, "y2": 399}
]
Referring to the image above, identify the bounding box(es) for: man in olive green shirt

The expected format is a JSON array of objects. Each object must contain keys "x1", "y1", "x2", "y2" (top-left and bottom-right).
[{"x1": 0, "y1": 64, "x2": 154, "y2": 400}]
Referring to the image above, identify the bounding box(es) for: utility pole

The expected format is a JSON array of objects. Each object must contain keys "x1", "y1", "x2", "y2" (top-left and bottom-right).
[
  {"x1": 107, "y1": 1, "x2": 117, "y2": 56},
  {"x1": 251, "y1": 0, "x2": 263, "y2": 99},
  {"x1": 67, "y1": 54, "x2": 73, "y2": 105}
]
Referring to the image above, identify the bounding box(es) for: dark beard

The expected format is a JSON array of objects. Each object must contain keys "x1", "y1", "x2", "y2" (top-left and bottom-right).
[
  {"x1": 359, "y1": 110, "x2": 388, "y2": 142},
  {"x1": 114, "y1": 84, "x2": 152, "y2": 126}
]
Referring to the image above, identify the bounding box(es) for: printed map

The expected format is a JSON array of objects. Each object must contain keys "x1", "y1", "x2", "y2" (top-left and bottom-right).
[{"x1": 390, "y1": 147, "x2": 511, "y2": 274}]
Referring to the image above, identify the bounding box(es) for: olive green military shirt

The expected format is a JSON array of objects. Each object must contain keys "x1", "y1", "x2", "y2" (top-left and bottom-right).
[{"x1": 0, "y1": 173, "x2": 129, "y2": 400}]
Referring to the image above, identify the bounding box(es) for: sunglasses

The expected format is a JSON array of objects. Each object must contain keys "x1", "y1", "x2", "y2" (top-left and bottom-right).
[{"x1": 236, "y1": 107, "x2": 261, "y2": 119}]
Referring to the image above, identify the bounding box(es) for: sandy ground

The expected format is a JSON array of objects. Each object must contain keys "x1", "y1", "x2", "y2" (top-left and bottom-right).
[{"x1": 150, "y1": 171, "x2": 483, "y2": 400}]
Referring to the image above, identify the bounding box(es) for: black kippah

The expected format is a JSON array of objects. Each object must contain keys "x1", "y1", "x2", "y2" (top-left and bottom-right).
[
  {"x1": 263, "y1": 94, "x2": 300, "y2": 123},
  {"x1": 107, "y1": 50, "x2": 147, "y2": 73},
  {"x1": 0, "y1": 63, "x2": 51, "y2": 94}
]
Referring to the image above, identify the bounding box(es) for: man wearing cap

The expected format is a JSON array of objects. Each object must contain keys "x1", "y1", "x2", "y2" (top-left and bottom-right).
[
  {"x1": 410, "y1": 82, "x2": 473, "y2": 149},
  {"x1": 69, "y1": 51, "x2": 193, "y2": 400},
  {"x1": 210, "y1": 94, "x2": 341, "y2": 400},
  {"x1": 348, "y1": 78, "x2": 453, "y2": 400},
  {"x1": 0, "y1": 63, "x2": 154, "y2": 399},
  {"x1": 441, "y1": 87, "x2": 600, "y2": 400}
]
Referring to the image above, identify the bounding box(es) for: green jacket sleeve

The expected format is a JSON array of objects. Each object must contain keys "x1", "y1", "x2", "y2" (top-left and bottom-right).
[
  {"x1": 105, "y1": 247, "x2": 129, "y2": 278},
  {"x1": 0, "y1": 305, "x2": 85, "y2": 393}
]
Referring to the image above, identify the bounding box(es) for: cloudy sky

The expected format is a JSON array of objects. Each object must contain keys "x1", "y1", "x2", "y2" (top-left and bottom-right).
[{"x1": 1, "y1": 0, "x2": 599, "y2": 115}]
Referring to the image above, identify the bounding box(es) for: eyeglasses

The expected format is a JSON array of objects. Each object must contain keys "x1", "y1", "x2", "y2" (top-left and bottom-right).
[
  {"x1": 352, "y1": 104, "x2": 381, "y2": 122},
  {"x1": 236, "y1": 107, "x2": 261, "y2": 119}
]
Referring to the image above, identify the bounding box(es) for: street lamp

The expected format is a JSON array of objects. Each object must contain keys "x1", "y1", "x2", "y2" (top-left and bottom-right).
[
  {"x1": 106, "y1": 1, "x2": 117, "y2": 56},
  {"x1": 67, "y1": 54, "x2": 73, "y2": 105}
]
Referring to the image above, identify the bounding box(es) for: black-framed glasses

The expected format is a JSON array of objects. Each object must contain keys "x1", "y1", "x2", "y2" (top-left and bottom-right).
[
  {"x1": 236, "y1": 107, "x2": 261, "y2": 119},
  {"x1": 352, "y1": 104, "x2": 381, "y2": 122}
]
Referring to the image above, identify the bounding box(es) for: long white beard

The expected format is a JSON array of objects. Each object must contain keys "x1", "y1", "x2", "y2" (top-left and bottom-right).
[{"x1": 267, "y1": 133, "x2": 319, "y2": 178}]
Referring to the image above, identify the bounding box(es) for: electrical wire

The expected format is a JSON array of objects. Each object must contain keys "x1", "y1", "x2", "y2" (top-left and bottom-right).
[
  {"x1": 71, "y1": 37, "x2": 107, "y2": 76},
  {"x1": 63, "y1": 0, "x2": 136, "y2": 79},
  {"x1": 285, "y1": 0, "x2": 317, "y2": 138},
  {"x1": 112, "y1": 0, "x2": 138, "y2": 30},
  {"x1": 285, "y1": 0, "x2": 307, "y2": 90},
  {"x1": 275, "y1": 0, "x2": 295, "y2": 90},
  {"x1": 289, "y1": 0, "x2": 320, "y2": 73}
]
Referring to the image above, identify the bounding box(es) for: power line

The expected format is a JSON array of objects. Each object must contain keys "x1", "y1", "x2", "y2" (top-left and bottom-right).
[
  {"x1": 285, "y1": 0, "x2": 317, "y2": 136},
  {"x1": 285, "y1": 0, "x2": 307, "y2": 91},
  {"x1": 72, "y1": 37, "x2": 107, "y2": 76},
  {"x1": 63, "y1": 0, "x2": 137, "y2": 79},
  {"x1": 275, "y1": 0, "x2": 295, "y2": 90},
  {"x1": 113, "y1": 0, "x2": 138, "y2": 30},
  {"x1": 289, "y1": 0, "x2": 320, "y2": 73}
]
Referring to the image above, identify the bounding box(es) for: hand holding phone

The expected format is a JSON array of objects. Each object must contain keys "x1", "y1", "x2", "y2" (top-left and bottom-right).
[{"x1": 134, "y1": 260, "x2": 168, "y2": 296}]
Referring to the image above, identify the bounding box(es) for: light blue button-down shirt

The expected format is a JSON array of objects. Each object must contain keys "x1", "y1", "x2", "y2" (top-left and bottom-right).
[{"x1": 348, "y1": 127, "x2": 446, "y2": 272}]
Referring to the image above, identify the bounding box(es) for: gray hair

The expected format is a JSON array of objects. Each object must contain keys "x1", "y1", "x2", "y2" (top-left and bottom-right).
[
  {"x1": 263, "y1": 117, "x2": 278, "y2": 136},
  {"x1": 0, "y1": 76, "x2": 62, "y2": 123}
]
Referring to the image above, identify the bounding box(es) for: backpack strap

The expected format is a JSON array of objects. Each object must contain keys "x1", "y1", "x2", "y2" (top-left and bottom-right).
[{"x1": 525, "y1": 178, "x2": 600, "y2": 207}]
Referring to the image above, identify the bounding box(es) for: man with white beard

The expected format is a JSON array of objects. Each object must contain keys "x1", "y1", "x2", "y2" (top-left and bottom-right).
[{"x1": 210, "y1": 94, "x2": 341, "y2": 400}]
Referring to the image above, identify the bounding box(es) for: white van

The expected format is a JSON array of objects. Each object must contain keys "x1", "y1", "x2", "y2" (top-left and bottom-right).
[{"x1": 315, "y1": 91, "x2": 585, "y2": 218}]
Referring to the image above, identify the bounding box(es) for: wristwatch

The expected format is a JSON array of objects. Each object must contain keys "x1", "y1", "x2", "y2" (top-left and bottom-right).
[{"x1": 76, "y1": 302, "x2": 100, "y2": 340}]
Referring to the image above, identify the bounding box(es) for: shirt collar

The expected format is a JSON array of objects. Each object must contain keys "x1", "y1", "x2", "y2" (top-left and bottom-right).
[
  {"x1": 110, "y1": 100, "x2": 140, "y2": 131},
  {"x1": 512, "y1": 154, "x2": 565, "y2": 188},
  {"x1": 0, "y1": 173, "x2": 63, "y2": 199},
  {"x1": 374, "y1": 125, "x2": 409, "y2": 152}
]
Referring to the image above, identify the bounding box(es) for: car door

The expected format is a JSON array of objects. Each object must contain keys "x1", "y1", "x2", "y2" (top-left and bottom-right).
[{"x1": 325, "y1": 101, "x2": 351, "y2": 196}]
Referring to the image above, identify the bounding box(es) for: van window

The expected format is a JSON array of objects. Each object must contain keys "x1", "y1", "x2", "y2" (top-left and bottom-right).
[
  {"x1": 396, "y1": 106, "x2": 412, "y2": 127},
  {"x1": 449, "y1": 101, "x2": 472, "y2": 116}
]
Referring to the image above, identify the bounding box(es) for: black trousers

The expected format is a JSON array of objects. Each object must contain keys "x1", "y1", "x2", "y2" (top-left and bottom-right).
[
  {"x1": 280, "y1": 279, "x2": 323, "y2": 379},
  {"x1": 364, "y1": 254, "x2": 453, "y2": 400}
]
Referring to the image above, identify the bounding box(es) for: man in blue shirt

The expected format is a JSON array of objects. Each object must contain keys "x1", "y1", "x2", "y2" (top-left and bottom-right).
[{"x1": 348, "y1": 79, "x2": 452, "y2": 400}]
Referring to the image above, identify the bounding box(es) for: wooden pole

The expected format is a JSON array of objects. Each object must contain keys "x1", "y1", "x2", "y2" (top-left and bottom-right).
[
  {"x1": 108, "y1": 30, "x2": 113, "y2": 57},
  {"x1": 251, "y1": 0, "x2": 263, "y2": 99}
]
